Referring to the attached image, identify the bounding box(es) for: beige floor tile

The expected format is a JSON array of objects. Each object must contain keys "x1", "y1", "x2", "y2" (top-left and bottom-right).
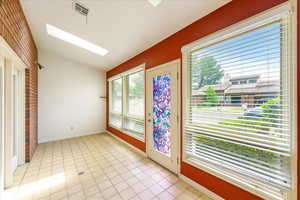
[
  {"x1": 4, "y1": 134, "x2": 212, "y2": 200},
  {"x1": 138, "y1": 189, "x2": 155, "y2": 200},
  {"x1": 126, "y1": 176, "x2": 139, "y2": 186},
  {"x1": 97, "y1": 180, "x2": 113, "y2": 191},
  {"x1": 131, "y1": 182, "x2": 147, "y2": 194},
  {"x1": 119, "y1": 187, "x2": 136, "y2": 200},
  {"x1": 101, "y1": 186, "x2": 118, "y2": 199},
  {"x1": 115, "y1": 182, "x2": 129, "y2": 192},
  {"x1": 84, "y1": 185, "x2": 99, "y2": 197},
  {"x1": 157, "y1": 191, "x2": 175, "y2": 200},
  {"x1": 149, "y1": 184, "x2": 164, "y2": 196}
]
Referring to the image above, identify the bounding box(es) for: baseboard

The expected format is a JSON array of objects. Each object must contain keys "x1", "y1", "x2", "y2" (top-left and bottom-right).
[
  {"x1": 38, "y1": 131, "x2": 106, "y2": 144},
  {"x1": 179, "y1": 173, "x2": 224, "y2": 200},
  {"x1": 106, "y1": 130, "x2": 147, "y2": 157}
]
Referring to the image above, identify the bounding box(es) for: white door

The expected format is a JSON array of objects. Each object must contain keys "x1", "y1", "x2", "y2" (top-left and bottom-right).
[
  {"x1": 146, "y1": 59, "x2": 179, "y2": 174},
  {"x1": 12, "y1": 69, "x2": 18, "y2": 172},
  {"x1": 0, "y1": 56, "x2": 4, "y2": 195}
]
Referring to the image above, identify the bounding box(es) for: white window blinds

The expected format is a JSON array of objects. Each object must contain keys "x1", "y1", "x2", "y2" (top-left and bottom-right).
[
  {"x1": 109, "y1": 67, "x2": 145, "y2": 140},
  {"x1": 110, "y1": 78, "x2": 123, "y2": 128},
  {"x1": 184, "y1": 12, "x2": 293, "y2": 199},
  {"x1": 124, "y1": 71, "x2": 145, "y2": 136}
]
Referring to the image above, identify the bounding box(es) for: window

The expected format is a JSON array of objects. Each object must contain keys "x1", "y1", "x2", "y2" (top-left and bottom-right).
[
  {"x1": 239, "y1": 80, "x2": 247, "y2": 84},
  {"x1": 109, "y1": 66, "x2": 145, "y2": 140},
  {"x1": 183, "y1": 5, "x2": 294, "y2": 200},
  {"x1": 124, "y1": 71, "x2": 145, "y2": 137},
  {"x1": 109, "y1": 78, "x2": 122, "y2": 128},
  {"x1": 248, "y1": 79, "x2": 257, "y2": 84}
]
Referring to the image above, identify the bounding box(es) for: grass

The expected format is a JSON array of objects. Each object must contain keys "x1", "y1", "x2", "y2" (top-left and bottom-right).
[
  {"x1": 193, "y1": 102, "x2": 284, "y2": 163},
  {"x1": 195, "y1": 106, "x2": 243, "y2": 113}
]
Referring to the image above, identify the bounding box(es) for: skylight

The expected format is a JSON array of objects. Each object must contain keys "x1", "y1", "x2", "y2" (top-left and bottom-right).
[
  {"x1": 148, "y1": 0, "x2": 162, "y2": 7},
  {"x1": 46, "y1": 24, "x2": 108, "y2": 56}
]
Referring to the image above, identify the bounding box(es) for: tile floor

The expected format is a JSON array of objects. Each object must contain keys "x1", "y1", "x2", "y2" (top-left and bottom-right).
[{"x1": 4, "y1": 133, "x2": 212, "y2": 200}]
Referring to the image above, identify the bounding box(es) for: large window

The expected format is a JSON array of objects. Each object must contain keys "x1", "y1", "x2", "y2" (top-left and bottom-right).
[
  {"x1": 183, "y1": 6, "x2": 295, "y2": 200},
  {"x1": 124, "y1": 71, "x2": 145, "y2": 136},
  {"x1": 109, "y1": 67, "x2": 145, "y2": 140},
  {"x1": 110, "y1": 78, "x2": 123, "y2": 128}
]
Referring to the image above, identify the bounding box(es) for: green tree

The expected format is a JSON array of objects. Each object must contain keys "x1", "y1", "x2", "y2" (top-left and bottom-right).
[
  {"x1": 192, "y1": 56, "x2": 224, "y2": 89},
  {"x1": 261, "y1": 97, "x2": 281, "y2": 125},
  {"x1": 112, "y1": 79, "x2": 122, "y2": 95},
  {"x1": 204, "y1": 87, "x2": 219, "y2": 106},
  {"x1": 129, "y1": 71, "x2": 144, "y2": 97}
]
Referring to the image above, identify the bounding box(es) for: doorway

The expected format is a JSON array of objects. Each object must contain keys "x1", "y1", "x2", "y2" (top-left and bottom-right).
[
  {"x1": 146, "y1": 59, "x2": 180, "y2": 174},
  {"x1": 12, "y1": 69, "x2": 19, "y2": 172},
  {"x1": 0, "y1": 38, "x2": 26, "y2": 188},
  {"x1": 0, "y1": 55, "x2": 4, "y2": 197}
]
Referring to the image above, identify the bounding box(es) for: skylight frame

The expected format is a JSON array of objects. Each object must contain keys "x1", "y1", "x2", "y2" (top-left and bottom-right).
[
  {"x1": 148, "y1": 0, "x2": 162, "y2": 7},
  {"x1": 46, "y1": 24, "x2": 108, "y2": 56}
]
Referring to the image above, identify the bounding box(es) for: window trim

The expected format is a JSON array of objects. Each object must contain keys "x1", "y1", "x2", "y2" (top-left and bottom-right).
[
  {"x1": 181, "y1": 3, "x2": 296, "y2": 200},
  {"x1": 108, "y1": 64, "x2": 146, "y2": 142},
  {"x1": 109, "y1": 78, "x2": 123, "y2": 129}
]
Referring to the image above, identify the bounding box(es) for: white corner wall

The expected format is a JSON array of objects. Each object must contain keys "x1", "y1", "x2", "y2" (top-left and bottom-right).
[{"x1": 38, "y1": 50, "x2": 106, "y2": 143}]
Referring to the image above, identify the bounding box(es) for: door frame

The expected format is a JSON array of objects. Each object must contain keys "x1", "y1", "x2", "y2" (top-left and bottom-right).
[
  {"x1": 11, "y1": 68, "x2": 25, "y2": 172},
  {"x1": 0, "y1": 36, "x2": 27, "y2": 188},
  {"x1": 0, "y1": 54, "x2": 4, "y2": 198},
  {"x1": 11, "y1": 68, "x2": 18, "y2": 173},
  {"x1": 145, "y1": 59, "x2": 181, "y2": 174}
]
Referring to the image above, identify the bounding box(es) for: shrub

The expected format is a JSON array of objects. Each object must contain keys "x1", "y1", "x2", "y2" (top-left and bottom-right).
[{"x1": 203, "y1": 87, "x2": 220, "y2": 106}]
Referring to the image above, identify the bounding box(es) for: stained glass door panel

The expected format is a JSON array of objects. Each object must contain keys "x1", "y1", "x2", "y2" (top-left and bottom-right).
[
  {"x1": 146, "y1": 59, "x2": 179, "y2": 174},
  {"x1": 152, "y1": 74, "x2": 171, "y2": 156}
]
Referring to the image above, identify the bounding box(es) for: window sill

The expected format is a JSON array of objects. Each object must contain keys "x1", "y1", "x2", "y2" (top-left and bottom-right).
[
  {"x1": 183, "y1": 157, "x2": 286, "y2": 200},
  {"x1": 108, "y1": 125, "x2": 145, "y2": 142},
  {"x1": 123, "y1": 130, "x2": 145, "y2": 142}
]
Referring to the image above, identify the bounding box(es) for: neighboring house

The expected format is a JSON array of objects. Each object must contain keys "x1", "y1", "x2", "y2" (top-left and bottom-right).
[{"x1": 193, "y1": 74, "x2": 280, "y2": 107}]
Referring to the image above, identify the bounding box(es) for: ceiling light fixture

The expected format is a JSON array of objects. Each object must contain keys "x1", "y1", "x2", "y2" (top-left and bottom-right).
[
  {"x1": 46, "y1": 24, "x2": 108, "y2": 56},
  {"x1": 148, "y1": 0, "x2": 162, "y2": 7}
]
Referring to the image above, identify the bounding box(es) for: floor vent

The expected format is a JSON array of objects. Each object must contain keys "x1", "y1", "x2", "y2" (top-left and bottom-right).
[{"x1": 78, "y1": 171, "x2": 85, "y2": 175}]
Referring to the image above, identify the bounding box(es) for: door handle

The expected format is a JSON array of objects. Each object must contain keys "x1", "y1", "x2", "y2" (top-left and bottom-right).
[{"x1": 147, "y1": 119, "x2": 152, "y2": 123}]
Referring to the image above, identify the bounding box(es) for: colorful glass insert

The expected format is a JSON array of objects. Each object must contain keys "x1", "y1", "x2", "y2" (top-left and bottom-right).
[{"x1": 152, "y1": 74, "x2": 171, "y2": 156}]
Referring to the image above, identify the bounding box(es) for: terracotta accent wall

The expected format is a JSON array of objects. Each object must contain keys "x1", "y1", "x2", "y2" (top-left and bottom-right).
[
  {"x1": 0, "y1": 0, "x2": 38, "y2": 162},
  {"x1": 297, "y1": 0, "x2": 299, "y2": 199},
  {"x1": 106, "y1": 0, "x2": 291, "y2": 199}
]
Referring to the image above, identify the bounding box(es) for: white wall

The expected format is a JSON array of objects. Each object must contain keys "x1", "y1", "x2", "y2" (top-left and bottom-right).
[{"x1": 38, "y1": 50, "x2": 106, "y2": 143}]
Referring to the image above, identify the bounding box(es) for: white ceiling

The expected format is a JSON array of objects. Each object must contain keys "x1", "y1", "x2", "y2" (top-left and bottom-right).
[{"x1": 20, "y1": 0, "x2": 230, "y2": 70}]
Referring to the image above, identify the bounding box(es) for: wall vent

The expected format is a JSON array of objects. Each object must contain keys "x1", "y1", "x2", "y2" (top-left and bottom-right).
[
  {"x1": 72, "y1": 0, "x2": 89, "y2": 24},
  {"x1": 74, "y1": 2, "x2": 89, "y2": 16}
]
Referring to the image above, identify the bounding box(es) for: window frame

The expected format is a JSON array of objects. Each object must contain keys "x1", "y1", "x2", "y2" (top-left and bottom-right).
[
  {"x1": 108, "y1": 64, "x2": 145, "y2": 142},
  {"x1": 181, "y1": 3, "x2": 296, "y2": 200},
  {"x1": 109, "y1": 78, "x2": 123, "y2": 129},
  {"x1": 123, "y1": 70, "x2": 145, "y2": 139}
]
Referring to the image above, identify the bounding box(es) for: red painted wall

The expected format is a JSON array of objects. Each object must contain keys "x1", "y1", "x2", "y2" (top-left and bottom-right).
[
  {"x1": 297, "y1": 0, "x2": 299, "y2": 199},
  {"x1": 106, "y1": 0, "x2": 291, "y2": 199},
  {"x1": 107, "y1": 126, "x2": 146, "y2": 152}
]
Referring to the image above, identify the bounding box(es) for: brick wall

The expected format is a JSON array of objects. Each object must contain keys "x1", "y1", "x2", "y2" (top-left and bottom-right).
[{"x1": 0, "y1": 0, "x2": 38, "y2": 162}]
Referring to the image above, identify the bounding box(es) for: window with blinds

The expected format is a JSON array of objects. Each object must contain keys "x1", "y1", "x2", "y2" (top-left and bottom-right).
[
  {"x1": 183, "y1": 10, "x2": 294, "y2": 199},
  {"x1": 124, "y1": 71, "x2": 145, "y2": 137},
  {"x1": 109, "y1": 67, "x2": 145, "y2": 140},
  {"x1": 109, "y1": 78, "x2": 123, "y2": 128}
]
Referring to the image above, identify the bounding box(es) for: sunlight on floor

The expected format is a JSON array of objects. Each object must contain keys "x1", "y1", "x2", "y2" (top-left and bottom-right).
[
  {"x1": 4, "y1": 173, "x2": 66, "y2": 199},
  {"x1": 4, "y1": 133, "x2": 211, "y2": 200}
]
